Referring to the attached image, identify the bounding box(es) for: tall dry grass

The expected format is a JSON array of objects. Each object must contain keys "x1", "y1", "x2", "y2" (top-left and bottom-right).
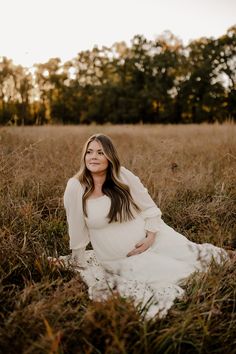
[{"x1": 0, "y1": 123, "x2": 235, "y2": 354}]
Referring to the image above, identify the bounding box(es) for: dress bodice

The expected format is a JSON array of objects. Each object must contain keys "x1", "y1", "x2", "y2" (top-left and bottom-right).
[
  {"x1": 85, "y1": 195, "x2": 111, "y2": 229},
  {"x1": 85, "y1": 196, "x2": 146, "y2": 262}
]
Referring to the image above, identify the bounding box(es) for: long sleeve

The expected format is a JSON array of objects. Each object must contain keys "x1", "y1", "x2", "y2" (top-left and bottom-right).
[
  {"x1": 71, "y1": 247, "x2": 87, "y2": 268},
  {"x1": 63, "y1": 177, "x2": 90, "y2": 250},
  {"x1": 120, "y1": 166, "x2": 162, "y2": 233}
]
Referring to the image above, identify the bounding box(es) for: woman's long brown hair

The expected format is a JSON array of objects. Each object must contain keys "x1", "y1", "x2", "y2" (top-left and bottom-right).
[{"x1": 75, "y1": 134, "x2": 140, "y2": 223}]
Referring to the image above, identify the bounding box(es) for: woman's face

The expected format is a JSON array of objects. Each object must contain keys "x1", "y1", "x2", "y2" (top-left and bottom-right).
[{"x1": 85, "y1": 140, "x2": 109, "y2": 174}]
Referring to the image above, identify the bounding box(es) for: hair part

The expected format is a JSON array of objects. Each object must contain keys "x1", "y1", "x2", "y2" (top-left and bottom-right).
[{"x1": 75, "y1": 134, "x2": 140, "y2": 223}]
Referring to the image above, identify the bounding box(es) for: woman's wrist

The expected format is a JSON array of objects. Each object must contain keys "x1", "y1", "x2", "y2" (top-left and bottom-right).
[
  {"x1": 71, "y1": 247, "x2": 86, "y2": 267},
  {"x1": 146, "y1": 231, "x2": 156, "y2": 245}
]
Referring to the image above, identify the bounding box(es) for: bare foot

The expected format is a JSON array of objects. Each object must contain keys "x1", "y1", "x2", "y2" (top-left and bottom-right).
[{"x1": 48, "y1": 257, "x2": 66, "y2": 268}]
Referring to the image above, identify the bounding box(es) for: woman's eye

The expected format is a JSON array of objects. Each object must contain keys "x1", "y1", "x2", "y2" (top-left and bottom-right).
[
  {"x1": 86, "y1": 151, "x2": 91, "y2": 154},
  {"x1": 98, "y1": 151, "x2": 104, "y2": 155}
]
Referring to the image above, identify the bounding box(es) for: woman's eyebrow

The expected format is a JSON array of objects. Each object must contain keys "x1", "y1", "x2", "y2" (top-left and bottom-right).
[{"x1": 87, "y1": 148, "x2": 103, "y2": 151}]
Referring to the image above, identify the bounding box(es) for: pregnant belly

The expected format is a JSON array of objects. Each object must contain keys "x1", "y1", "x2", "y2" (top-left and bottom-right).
[{"x1": 89, "y1": 216, "x2": 146, "y2": 261}]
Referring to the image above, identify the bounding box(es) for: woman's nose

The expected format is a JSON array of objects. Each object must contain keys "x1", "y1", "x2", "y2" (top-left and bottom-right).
[{"x1": 91, "y1": 152, "x2": 98, "y2": 159}]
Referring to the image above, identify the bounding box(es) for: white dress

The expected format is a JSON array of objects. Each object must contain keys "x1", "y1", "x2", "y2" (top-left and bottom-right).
[{"x1": 62, "y1": 167, "x2": 228, "y2": 318}]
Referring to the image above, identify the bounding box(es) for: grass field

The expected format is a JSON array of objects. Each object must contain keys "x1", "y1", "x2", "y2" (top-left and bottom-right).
[{"x1": 0, "y1": 124, "x2": 236, "y2": 354}]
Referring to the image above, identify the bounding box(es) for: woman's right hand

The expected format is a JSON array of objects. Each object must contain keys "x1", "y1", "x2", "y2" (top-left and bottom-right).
[{"x1": 127, "y1": 231, "x2": 156, "y2": 257}]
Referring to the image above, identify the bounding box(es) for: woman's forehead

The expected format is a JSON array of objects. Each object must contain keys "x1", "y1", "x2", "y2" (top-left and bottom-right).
[{"x1": 87, "y1": 140, "x2": 103, "y2": 150}]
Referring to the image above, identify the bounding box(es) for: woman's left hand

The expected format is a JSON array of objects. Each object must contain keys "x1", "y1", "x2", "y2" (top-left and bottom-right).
[{"x1": 127, "y1": 231, "x2": 156, "y2": 257}]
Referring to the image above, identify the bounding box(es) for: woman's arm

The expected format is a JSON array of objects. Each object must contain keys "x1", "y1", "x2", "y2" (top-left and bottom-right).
[
  {"x1": 64, "y1": 178, "x2": 90, "y2": 266},
  {"x1": 120, "y1": 167, "x2": 162, "y2": 256},
  {"x1": 120, "y1": 166, "x2": 162, "y2": 228}
]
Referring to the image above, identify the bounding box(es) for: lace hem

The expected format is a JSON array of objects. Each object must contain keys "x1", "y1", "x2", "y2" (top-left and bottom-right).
[{"x1": 49, "y1": 250, "x2": 185, "y2": 319}]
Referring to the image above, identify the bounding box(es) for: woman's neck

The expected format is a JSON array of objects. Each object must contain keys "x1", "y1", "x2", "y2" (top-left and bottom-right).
[{"x1": 91, "y1": 172, "x2": 106, "y2": 187}]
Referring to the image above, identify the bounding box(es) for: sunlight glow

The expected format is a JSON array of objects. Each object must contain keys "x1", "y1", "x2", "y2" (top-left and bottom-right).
[{"x1": 0, "y1": 0, "x2": 235, "y2": 68}]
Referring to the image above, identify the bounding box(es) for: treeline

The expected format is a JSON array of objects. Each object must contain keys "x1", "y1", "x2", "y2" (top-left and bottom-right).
[{"x1": 0, "y1": 26, "x2": 235, "y2": 125}]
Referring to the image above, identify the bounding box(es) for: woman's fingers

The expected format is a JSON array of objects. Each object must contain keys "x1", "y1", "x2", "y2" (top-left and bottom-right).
[
  {"x1": 135, "y1": 239, "x2": 145, "y2": 248},
  {"x1": 127, "y1": 249, "x2": 139, "y2": 257},
  {"x1": 127, "y1": 244, "x2": 147, "y2": 257},
  {"x1": 127, "y1": 236, "x2": 155, "y2": 257}
]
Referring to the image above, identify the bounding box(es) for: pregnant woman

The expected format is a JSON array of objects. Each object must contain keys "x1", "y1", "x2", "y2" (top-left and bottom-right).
[{"x1": 63, "y1": 133, "x2": 230, "y2": 317}]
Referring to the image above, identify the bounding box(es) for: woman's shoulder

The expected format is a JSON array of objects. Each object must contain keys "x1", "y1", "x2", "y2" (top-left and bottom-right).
[
  {"x1": 65, "y1": 177, "x2": 83, "y2": 192},
  {"x1": 120, "y1": 166, "x2": 138, "y2": 180},
  {"x1": 120, "y1": 166, "x2": 143, "y2": 189},
  {"x1": 64, "y1": 177, "x2": 84, "y2": 206},
  {"x1": 120, "y1": 165, "x2": 132, "y2": 175}
]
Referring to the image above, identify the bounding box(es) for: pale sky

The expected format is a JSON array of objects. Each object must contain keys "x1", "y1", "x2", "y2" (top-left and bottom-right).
[{"x1": 0, "y1": 0, "x2": 235, "y2": 68}]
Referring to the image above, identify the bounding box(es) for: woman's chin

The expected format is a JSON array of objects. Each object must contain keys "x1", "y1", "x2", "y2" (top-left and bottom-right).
[{"x1": 88, "y1": 166, "x2": 105, "y2": 174}]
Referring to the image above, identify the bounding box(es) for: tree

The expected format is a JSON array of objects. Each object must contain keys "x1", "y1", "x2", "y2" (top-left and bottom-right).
[{"x1": 178, "y1": 37, "x2": 228, "y2": 123}]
